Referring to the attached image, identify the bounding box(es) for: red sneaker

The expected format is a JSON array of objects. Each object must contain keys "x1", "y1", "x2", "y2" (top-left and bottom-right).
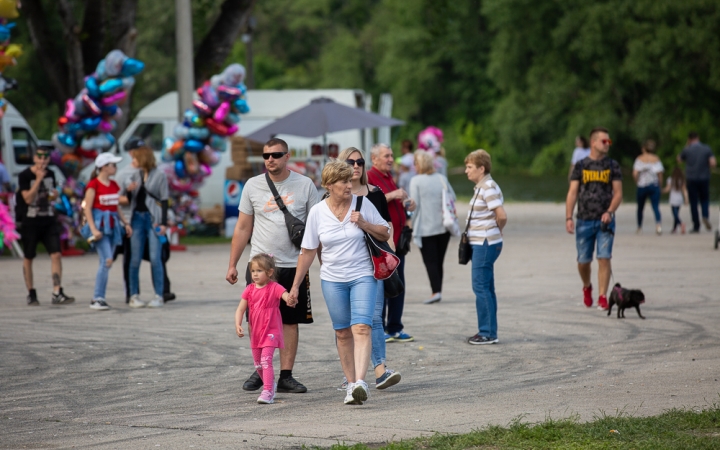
[
  {"x1": 598, "y1": 295, "x2": 609, "y2": 310},
  {"x1": 583, "y1": 285, "x2": 593, "y2": 307}
]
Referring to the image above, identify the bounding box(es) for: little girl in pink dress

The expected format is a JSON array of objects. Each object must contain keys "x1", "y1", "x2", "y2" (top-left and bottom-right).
[{"x1": 235, "y1": 254, "x2": 297, "y2": 404}]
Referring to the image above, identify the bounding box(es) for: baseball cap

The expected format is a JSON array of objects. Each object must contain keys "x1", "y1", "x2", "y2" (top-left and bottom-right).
[
  {"x1": 124, "y1": 136, "x2": 146, "y2": 151},
  {"x1": 95, "y1": 152, "x2": 123, "y2": 168}
]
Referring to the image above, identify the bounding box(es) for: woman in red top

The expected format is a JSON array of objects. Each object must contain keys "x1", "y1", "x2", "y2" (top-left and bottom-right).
[{"x1": 83, "y1": 153, "x2": 132, "y2": 310}]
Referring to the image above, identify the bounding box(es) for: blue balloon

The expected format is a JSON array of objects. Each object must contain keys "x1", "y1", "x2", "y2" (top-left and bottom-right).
[
  {"x1": 58, "y1": 133, "x2": 76, "y2": 148},
  {"x1": 226, "y1": 113, "x2": 241, "y2": 124},
  {"x1": 99, "y1": 79, "x2": 123, "y2": 95},
  {"x1": 188, "y1": 127, "x2": 209, "y2": 140},
  {"x1": 184, "y1": 139, "x2": 204, "y2": 153},
  {"x1": 102, "y1": 105, "x2": 119, "y2": 116},
  {"x1": 209, "y1": 135, "x2": 226, "y2": 152},
  {"x1": 85, "y1": 77, "x2": 101, "y2": 99},
  {"x1": 174, "y1": 160, "x2": 187, "y2": 179},
  {"x1": 80, "y1": 117, "x2": 101, "y2": 131},
  {"x1": 65, "y1": 123, "x2": 83, "y2": 136},
  {"x1": 120, "y1": 58, "x2": 145, "y2": 77},
  {"x1": 105, "y1": 133, "x2": 116, "y2": 147},
  {"x1": 233, "y1": 99, "x2": 250, "y2": 114}
]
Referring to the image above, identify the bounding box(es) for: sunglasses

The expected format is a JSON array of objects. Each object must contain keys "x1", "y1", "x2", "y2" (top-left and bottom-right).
[
  {"x1": 36, "y1": 152, "x2": 50, "y2": 159},
  {"x1": 601, "y1": 139, "x2": 612, "y2": 145},
  {"x1": 262, "y1": 152, "x2": 288, "y2": 160},
  {"x1": 345, "y1": 158, "x2": 365, "y2": 167}
]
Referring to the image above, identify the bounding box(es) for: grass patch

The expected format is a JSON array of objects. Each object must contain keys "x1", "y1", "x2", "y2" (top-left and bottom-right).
[{"x1": 317, "y1": 405, "x2": 720, "y2": 449}]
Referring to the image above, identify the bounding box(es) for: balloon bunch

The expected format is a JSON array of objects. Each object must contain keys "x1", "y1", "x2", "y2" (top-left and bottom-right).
[
  {"x1": 53, "y1": 178, "x2": 86, "y2": 247},
  {"x1": 160, "y1": 63, "x2": 250, "y2": 195},
  {"x1": 417, "y1": 126, "x2": 444, "y2": 155},
  {"x1": 0, "y1": 200, "x2": 20, "y2": 252},
  {"x1": 0, "y1": 0, "x2": 21, "y2": 118},
  {"x1": 52, "y1": 49, "x2": 145, "y2": 177}
]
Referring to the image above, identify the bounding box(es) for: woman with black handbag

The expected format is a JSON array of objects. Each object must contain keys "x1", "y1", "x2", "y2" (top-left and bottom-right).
[
  {"x1": 464, "y1": 150, "x2": 507, "y2": 345},
  {"x1": 289, "y1": 160, "x2": 391, "y2": 405},
  {"x1": 337, "y1": 147, "x2": 402, "y2": 391}
]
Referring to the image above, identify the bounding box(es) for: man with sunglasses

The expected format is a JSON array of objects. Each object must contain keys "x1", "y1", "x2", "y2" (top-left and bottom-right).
[
  {"x1": 226, "y1": 137, "x2": 319, "y2": 394},
  {"x1": 566, "y1": 127, "x2": 622, "y2": 311},
  {"x1": 15, "y1": 146, "x2": 75, "y2": 306}
]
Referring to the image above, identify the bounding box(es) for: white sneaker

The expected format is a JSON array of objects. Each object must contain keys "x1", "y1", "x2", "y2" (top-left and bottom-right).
[
  {"x1": 129, "y1": 295, "x2": 147, "y2": 308},
  {"x1": 352, "y1": 380, "x2": 369, "y2": 403},
  {"x1": 147, "y1": 295, "x2": 164, "y2": 308},
  {"x1": 90, "y1": 299, "x2": 110, "y2": 310},
  {"x1": 344, "y1": 382, "x2": 362, "y2": 405}
]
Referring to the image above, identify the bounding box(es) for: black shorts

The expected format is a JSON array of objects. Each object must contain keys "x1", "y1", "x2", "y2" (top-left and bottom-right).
[
  {"x1": 245, "y1": 264, "x2": 313, "y2": 324},
  {"x1": 19, "y1": 220, "x2": 61, "y2": 259}
]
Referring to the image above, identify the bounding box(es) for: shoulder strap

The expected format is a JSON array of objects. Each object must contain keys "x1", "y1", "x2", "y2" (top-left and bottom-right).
[
  {"x1": 265, "y1": 172, "x2": 289, "y2": 213},
  {"x1": 464, "y1": 189, "x2": 480, "y2": 233},
  {"x1": 355, "y1": 195, "x2": 363, "y2": 212},
  {"x1": 141, "y1": 170, "x2": 162, "y2": 203}
]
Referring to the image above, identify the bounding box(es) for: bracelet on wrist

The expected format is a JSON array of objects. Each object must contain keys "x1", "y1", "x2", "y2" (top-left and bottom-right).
[{"x1": 566, "y1": 217, "x2": 572, "y2": 221}]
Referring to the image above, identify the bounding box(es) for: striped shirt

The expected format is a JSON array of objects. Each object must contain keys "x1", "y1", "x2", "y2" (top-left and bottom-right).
[{"x1": 467, "y1": 174, "x2": 503, "y2": 245}]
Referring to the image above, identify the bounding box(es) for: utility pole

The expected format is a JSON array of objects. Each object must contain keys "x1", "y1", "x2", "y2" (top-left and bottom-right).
[
  {"x1": 175, "y1": 0, "x2": 195, "y2": 121},
  {"x1": 241, "y1": 15, "x2": 256, "y2": 89}
]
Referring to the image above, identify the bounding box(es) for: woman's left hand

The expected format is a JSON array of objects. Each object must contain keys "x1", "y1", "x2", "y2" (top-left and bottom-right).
[
  {"x1": 124, "y1": 224, "x2": 133, "y2": 238},
  {"x1": 156, "y1": 225, "x2": 167, "y2": 236},
  {"x1": 350, "y1": 211, "x2": 365, "y2": 229}
]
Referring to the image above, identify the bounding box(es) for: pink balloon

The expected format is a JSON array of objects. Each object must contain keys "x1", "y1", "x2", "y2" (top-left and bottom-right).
[
  {"x1": 82, "y1": 94, "x2": 102, "y2": 115},
  {"x1": 64, "y1": 100, "x2": 77, "y2": 120},
  {"x1": 226, "y1": 124, "x2": 238, "y2": 135},
  {"x1": 200, "y1": 163, "x2": 211, "y2": 177},
  {"x1": 101, "y1": 91, "x2": 126, "y2": 106},
  {"x1": 99, "y1": 120, "x2": 114, "y2": 133},
  {"x1": 192, "y1": 99, "x2": 212, "y2": 116},
  {"x1": 213, "y1": 101, "x2": 230, "y2": 122}
]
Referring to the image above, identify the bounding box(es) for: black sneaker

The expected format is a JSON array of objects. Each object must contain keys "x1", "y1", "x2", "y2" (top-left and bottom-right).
[
  {"x1": 52, "y1": 288, "x2": 75, "y2": 305},
  {"x1": 27, "y1": 289, "x2": 39, "y2": 306},
  {"x1": 242, "y1": 371, "x2": 263, "y2": 391},
  {"x1": 277, "y1": 375, "x2": 307, "y2": 393},
  {"x1": 468, "y1": 334, "x2": 499, "y2": 345},
  {"x1": 163, "y1": 292, "x2": 176, "y2": 302},
  {"x1": 376, "y1": 369, "x2": 401, "y2": 390}
]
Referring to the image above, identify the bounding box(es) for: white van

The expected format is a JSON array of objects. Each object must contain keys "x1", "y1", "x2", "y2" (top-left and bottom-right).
[
  {"x1": 0, "y1": 101, "x2": 65, "y2": 192},
  {"x1": 113, "y1": 89, "x2": 377, "y2": 207}
]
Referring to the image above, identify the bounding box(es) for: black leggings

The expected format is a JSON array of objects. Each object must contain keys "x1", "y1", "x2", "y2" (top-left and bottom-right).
[{"x1": 419, "y1": 232, "x2": 451, "y2": 294}]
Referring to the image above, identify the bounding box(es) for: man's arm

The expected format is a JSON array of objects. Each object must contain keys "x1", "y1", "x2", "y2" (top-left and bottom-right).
[
  {"x1": 601, "y1": 179, "x2": 623, "y2": 224},
  {"x1": 225, "y1": 212, "x2": 254, "y2": 284},
  {"x1": 21, "y1": 170, "x2": 45, "y2": 204},
  {"x1": 710, "y1": 156, "x2": 717, "y2": 169},
  {"x1": 565, "y1": 180, "x2": 579, "y2": 234}
]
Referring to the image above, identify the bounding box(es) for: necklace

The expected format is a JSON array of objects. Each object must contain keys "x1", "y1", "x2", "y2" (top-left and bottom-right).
[
  {"x1": 352, "y1": 185, "x2": 365, "y2": 195},
  {"x1": 328, "y1": 200, "x2": 349, "y2": 220}
]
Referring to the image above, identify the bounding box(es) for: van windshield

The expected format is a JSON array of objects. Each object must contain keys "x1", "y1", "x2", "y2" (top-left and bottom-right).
[{"x1": 12, "y1": 127, "x2": 37, "y2": 165}]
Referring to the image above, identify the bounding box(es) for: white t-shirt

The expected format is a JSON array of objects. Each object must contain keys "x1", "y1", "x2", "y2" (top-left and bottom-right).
[
  {"x1": 571, "y1": 147, "x2": 591, "y2": 165},
  {"x1": 239, "y1": 171, "x2": 320, "y2": 267},
  {"x1": 633, "y1": 158, "x2": 664, "y2": 187},
  {"x1": 666, "y1": 177, "x2": 685, "y2": 207},
  {"x1": 301, "y1": 195, "x2": 389, "y2": 283}
]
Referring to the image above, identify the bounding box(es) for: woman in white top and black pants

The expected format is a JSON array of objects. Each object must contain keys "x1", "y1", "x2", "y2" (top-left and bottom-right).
[
  {"x1": 290, "y1": 160, "x2": 391, "y2": 405},
  {"x1": 633, "y1": 139, "x2": 664, "y2": 234},
  {"x1": 464, "y1": 150, "x2": 507, "y2": 345}
]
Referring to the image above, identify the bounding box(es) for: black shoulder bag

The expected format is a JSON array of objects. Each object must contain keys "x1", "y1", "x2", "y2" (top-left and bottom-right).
[
  {"x1": 266, "y1": 172, "x2": 306, "y2": 248},
  {"x1": 459, "y1": 189, "x2": 480, "y2": 265}
]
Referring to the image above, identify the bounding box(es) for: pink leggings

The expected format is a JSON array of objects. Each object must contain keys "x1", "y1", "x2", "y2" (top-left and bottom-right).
[{"x1": 252, "y1": 346, "x2": 276, "y2": 391}]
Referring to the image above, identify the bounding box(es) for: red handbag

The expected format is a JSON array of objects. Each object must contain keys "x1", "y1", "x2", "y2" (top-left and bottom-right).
[{"x1": 356, "y1": 196, "x2": 400, "y2": 280}]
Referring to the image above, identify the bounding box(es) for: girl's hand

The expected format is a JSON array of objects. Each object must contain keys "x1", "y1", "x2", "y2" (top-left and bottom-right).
[
  {"x1": 124, "y1": 224, "x2": 133, "y2": 238},
  {"x1": 92, "y1": 230, "x2": 103, "y2": 241},
  {"x1": 286, "y1": 296, "x2": 298, "y2": 308},
  {"x1": 236, "y1": 323, "x2": 244, "y2": 338}
]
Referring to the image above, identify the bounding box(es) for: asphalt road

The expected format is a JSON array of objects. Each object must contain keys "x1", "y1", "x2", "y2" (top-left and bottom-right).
[{"x1": 1, "y1": 202, "x2": 719, "y2": 449}]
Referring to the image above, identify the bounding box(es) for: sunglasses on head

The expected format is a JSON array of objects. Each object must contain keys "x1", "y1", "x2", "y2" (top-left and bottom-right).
[
  {"x1": 346, "y1": 158, "x2": 365, "y2": 167},
  {"x1": 36, "y1": 152, "x2": 50, "y2": 159},
  {"x1": 262, "y1": 152, "x2": 288, "y2": 160},
  {"x1": 601, "y1": 139, "x2": 612, "y2": 145}
]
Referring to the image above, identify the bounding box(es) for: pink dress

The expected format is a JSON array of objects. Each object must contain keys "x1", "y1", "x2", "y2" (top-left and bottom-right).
[{"x1": 241, "y1": 281, "x2": 287, "y2": 349}]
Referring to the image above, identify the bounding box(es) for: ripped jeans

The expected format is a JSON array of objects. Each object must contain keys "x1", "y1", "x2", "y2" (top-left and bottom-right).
[
  {"x1": 575, "y1": 218, "x2": 615, "y2": 263},
  {"x1": 93, "y1": 235, "x2": 115, "y2": 300}
]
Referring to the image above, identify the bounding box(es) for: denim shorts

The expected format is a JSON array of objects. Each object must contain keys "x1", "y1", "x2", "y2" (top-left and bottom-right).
[
  {"x1": 576, "y1": 219, "x2": 615, "y2": 263},
  {"x1": 320, "y1": 276, "x2": 376, "y2": 330}
]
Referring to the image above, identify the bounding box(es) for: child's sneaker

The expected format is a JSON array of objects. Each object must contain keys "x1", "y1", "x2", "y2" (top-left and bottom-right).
[
  {"x1": 129, "y1": 295, "x2": 147, "y2": 308},
  {"x1": 583, "y1": 285, "x2": 593, "y2": 307},
  {"x1": 597, "y1": 295, "x2": 609, "y2": 311},
  {"x1": 147, "y1": 295, "x2": 164, "y2": 308},
  {"x1": 257, "y1": 383, "x2": 276, "y2": 404},
  {"x1": 90, "y1": 299, "x2": 110, "y2": 310}
]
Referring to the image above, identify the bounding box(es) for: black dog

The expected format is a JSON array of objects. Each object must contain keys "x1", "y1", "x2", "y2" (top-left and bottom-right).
[{"x1": 607, "y1": 283, "x2": 645, "y2": 319}]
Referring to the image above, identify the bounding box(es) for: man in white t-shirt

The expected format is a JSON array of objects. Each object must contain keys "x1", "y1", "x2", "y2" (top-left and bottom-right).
[{"x1": 226, "y1": 138, "x2": 319, "y2": 394}]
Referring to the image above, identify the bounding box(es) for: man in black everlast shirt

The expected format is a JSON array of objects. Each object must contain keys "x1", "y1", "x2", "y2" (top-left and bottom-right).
[{"x1": 565, "y1": 127, "x2": 623, "y2": 311}]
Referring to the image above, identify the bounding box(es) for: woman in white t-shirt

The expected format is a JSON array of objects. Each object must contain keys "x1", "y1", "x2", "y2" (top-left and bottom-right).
[
  {"x1": 289, "y1": 160, "x2": 391, "y2": 406},
  {"x1": 632, "y1": 139, "x2": 664, "y2": 234}
]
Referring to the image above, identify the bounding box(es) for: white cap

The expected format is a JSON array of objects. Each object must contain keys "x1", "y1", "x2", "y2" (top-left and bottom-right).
[{"x1": 94, "y1": 152, "x2": 122, "y2": 168}]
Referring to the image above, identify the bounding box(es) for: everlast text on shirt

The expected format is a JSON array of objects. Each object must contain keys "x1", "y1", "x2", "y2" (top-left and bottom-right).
[{"x1": 582, "y1": 169, "x2": 611, "y2": 184}]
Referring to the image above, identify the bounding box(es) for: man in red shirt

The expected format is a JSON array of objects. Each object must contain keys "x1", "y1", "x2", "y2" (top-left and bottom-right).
[{"x1": 367, "y1": 143, "x2": 416, "y2": 342}]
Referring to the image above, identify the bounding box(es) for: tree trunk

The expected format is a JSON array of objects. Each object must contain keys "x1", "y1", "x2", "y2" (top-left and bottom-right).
[
  {"x1": 21, "y1": 0, "x2": 72, "y2": 106},
  {"x1": 56, "y1": 0, "x2": 86, "y2": 95},
  {"x1": 81, "y1": 0, "x2": 106, "y2": 75},
  {"x1": 194, "y1": 0, "x2": 255, "y2": 86},
  {"x1": 108, "y1": 0, "x2": 139, "y2": 135}
]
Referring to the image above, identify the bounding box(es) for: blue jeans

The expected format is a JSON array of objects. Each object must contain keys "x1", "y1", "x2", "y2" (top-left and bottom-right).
[
  {"x1": 576, "y1": 219, "x2": 615, "y2": 263},
  {"x1": 382, "y1": 254, "x2": 405, "y2": 334},
  {"x1": 93, "y1": 235, "x2": 115, "y2": 300},
  {"x1": 636, "y1": 185, "x2": 661, "y2": 228},
  {"x1": 471, "y1": 241, "x2": 502, "y2": 339},
  {"x1": 687, "y1": 179, "x2": 710, "y2": 231},
  {"x1": 130, "y1": 211, "x2": 163, "y2": 297},
  {"x1": 671, "y1": 206, "x2": 682, "y2": 231},
  {"x1": 321, "y1": 276, "x2": 376, "y2": 330},
  {"x1": 371, "y1": 279, "x2": 385, "y2": 368}
]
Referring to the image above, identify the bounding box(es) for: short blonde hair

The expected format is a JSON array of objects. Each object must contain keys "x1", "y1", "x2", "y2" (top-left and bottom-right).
[
  {"x1": 321, "y1": 159, "x2": 353, "y2": 188},
  {"x1": 134, "y1": 146, "x2": 157, "y2": 172},
  {"x1": 337, "y1": 147, "x2": 367, "y2": 185},
  {"x1": 464, "y1": 149, "x2": 492, "y2": 174},
  {"x1": 414, "y1": 150, "x2": 435, "y2": 175}
]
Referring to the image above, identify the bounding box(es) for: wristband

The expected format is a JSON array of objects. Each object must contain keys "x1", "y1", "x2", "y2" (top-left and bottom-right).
[{"x1": 566, "y1": 217, "x2": 572, "y2": 221}]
